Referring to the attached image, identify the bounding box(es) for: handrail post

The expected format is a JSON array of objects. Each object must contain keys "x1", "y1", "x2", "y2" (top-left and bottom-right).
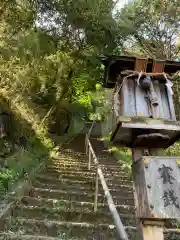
[
  {"x1": 88, "y1": 150, "x2": 91, "y2": 170},
  {"x1": 94, "y1": 167, "x2": 99, "y2": 212},
  {"x1": 84, "y1": 134, "x2": 129, "y2": 240},
  {"x1": 85, "y1": 136, "x2": 88, "y2": 155},
  {"x1": 87, "y1": 119, "x2": 96, "y2": 139}
]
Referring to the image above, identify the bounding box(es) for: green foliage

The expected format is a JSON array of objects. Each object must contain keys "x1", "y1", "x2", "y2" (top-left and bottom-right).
[
  {"x1": 166, "y1": 142, "x2": 180, "y2": 156},
  {"x1": 101, "y1": 108, "x2": 132, "y2": 175},
  {"x1": 108, "y1": 145, "x2": 132, "y2": 175},
  {"x1": 38, "y1": 0, "x2": 118, "y2": 53},
  {"x1": 0, "y1": 0, "x2": 119, "y2": 197},
  {"x1": 0, "y1": 0, "x2": 117, "y2": 123},
  {"x1": 2, "y1": 0, "x2": 180, "y2": 194},
  {"x1": 172, "y1": 73, "x2": 180, "y2": 120},
  {"x1": 0, "y1": 0, "x2": 115, "y2": 193},
  {"x1": 0, "y1": 169, "x2": 16, "y2": 191},
  {"x1": 117, "y1": 0, "x2": 180, "y2": 59}
]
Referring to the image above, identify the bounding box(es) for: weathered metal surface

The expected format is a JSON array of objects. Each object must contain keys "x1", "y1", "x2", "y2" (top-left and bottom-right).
[
  {"x1": 145, "y1": 157, "x2": 180, "y2": 219},
  {"x1": 132, "y1": 156, "x2": 180, "y2": 219}
]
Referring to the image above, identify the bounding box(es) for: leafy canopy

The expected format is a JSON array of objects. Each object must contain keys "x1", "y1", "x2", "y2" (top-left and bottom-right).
[{"x1": 117, "y1": 0, "x2": 180, "y2": 59}]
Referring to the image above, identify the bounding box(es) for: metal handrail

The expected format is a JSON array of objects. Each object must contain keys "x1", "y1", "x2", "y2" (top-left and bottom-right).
[
  {"x1": 85, "y1": 134, "x2": 129, "y2": 240},
  {"x1": 87, "y1": 119, "x2": 96, "y2": 138}
]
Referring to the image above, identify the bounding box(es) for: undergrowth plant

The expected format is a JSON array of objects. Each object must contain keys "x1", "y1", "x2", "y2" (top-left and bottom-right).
[{"x1": 0, "y1": 88, "x2": 56, "y2": 196}]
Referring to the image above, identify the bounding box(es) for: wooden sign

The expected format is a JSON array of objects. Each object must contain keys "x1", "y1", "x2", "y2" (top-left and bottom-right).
[{"x1": 132, "y1": 156, "x2": 180, "y2": 219}]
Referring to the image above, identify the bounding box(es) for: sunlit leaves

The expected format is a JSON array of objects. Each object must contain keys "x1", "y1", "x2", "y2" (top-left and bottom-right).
[{"x1": 117, "y1": 0, "x2": 180, "y2": 59}]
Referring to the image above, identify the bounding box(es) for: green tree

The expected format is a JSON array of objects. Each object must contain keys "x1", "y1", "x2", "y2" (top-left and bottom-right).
[
  {"x1": 0, "y1": 0, "x2": 120, "y2": 133},
  {"x1": 37, "y1": 0, "x2": 118, "y2": 54},
  {"x1": 117, "y1": 0, "x2": 180, "y2": 59}
]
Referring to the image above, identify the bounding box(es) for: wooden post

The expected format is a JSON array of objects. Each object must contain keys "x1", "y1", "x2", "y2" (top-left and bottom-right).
[
  {"x1": 94, "y1": 168, "x2": 99, "y2": 212},
  {"x1": 141, "y1": 221, "x2": 164, "y2": 240}
]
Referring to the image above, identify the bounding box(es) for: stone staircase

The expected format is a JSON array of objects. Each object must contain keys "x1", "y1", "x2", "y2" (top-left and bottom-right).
[{"x1": 0, "y1": 135, "x2": 180, "y2": 239}]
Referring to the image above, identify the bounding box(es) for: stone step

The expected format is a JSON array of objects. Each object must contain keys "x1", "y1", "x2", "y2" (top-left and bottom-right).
[
  {"x1": 4, "y1": 232, "x2": 178, "y2": 240},
  {"x1": 39, "y1": 171, "x2": 131, "y2": 183},
  {"x1": 57, "y1": 151, "x2": 86, "y2": 156},
  {"x1": 56, "y1": 154, "x2": 119, "y2": 161},
  {"x1": 22, "y1": 197, "x2": 135, "y2": 215},
  {"x1": 46, "y1": 165, "x2": 126, "y2": 174},
  {"x1": 13, "y1": 205, "x2": 136, "y2": 226},
  {"x1": 50, "y1": 160, "x2": 121, "y2": 167},
  {"x1": 34, "y1": 181, "x2": 133, "y2": 196},
  {"x1": 0, "y1": 136, "x2": 137, "y2": 240},
  {"x1": 0, "y1": 233, "x2": 59, "y2": 240},
  {"x1": 36, "y1": 175, "x2": 132, "y2": 187},
  {"x1": 52, "y1": 157, "x2": 122, "y2": 166},
  {"x1": 164, "y1": 229, "x2": 180, "y2": 240},
  {"x1": 49, "y1": 159, "x2": 122, "y2": 169},
  {"x1": 51, "y1": 156, "x2": 87, "y2": 162},
  {"x1": 44, "y1": 169, "x2": 128, "y2": 178},
  {"x1": 29, "y1": 188, "x2": 134, "y2": 205},
  {"x1": 34, "y1": 180, "x2": 96, "y2": 191},
  {"x1": 48, "y1": 162, "x2": 92, "y2": 169},
  {"x1": 48, "y1": 162, "x2": 128, "y2": 172},
  {"x1": 52, "y1": 155, "x2": 87, "y2": 161},
  {"x1": 2, "y1": 217, "x2": 137, "y2": 239}
]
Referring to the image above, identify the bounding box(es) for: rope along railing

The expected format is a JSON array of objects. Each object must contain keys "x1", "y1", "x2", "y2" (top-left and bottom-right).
[{"x1": 85, "y1": 124, "x2": 129, "y2": 240}]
